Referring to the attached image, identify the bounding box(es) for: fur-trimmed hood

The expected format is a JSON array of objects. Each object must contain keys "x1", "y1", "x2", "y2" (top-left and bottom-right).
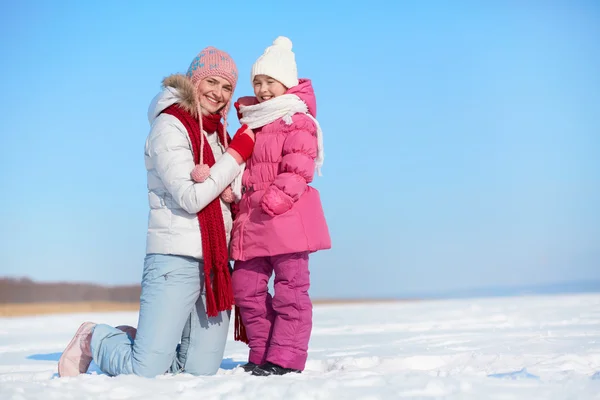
[{"x1": 147, "y1": 74, "x2": 202, "y2": 124}]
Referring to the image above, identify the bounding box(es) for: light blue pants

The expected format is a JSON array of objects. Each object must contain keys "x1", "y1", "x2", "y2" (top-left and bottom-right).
[{"x1": 90, "y1": 254, "x2": 230, "y2": 377}]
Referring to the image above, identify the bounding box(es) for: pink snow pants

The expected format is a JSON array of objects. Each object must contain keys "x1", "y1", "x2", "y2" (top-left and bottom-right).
[{"x1": 232, "y1": 251, "x2": 312, "y2": 371}]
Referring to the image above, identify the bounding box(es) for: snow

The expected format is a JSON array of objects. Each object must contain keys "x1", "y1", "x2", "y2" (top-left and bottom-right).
[{"x1": 1, "y1": 293, "x2": 599, "y2": 399}]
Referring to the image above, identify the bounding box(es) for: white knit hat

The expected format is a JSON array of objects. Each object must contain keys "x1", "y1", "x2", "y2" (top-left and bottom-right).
[{"x1": 251, "y1": 36, "x2": 299, "y2": 89}]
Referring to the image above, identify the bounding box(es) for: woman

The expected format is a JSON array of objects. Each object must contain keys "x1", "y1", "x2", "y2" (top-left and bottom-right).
[{"x1": 58, "y1": 46, "x2": 255, "y2": 377}]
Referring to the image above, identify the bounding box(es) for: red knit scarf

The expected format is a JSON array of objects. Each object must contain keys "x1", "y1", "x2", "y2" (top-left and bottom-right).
[
  {"x1": 202, "y1": 112, "x2": 221, "y2": 135},
  {"x1": 162, "y1": 104, "x2": 234, "y2": 317}
]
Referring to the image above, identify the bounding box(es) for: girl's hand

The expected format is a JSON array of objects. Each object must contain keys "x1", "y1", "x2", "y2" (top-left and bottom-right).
[
  {"x1": 234, "y1": 96, "x2": 259, "y2": 121},
  {"x1": 227, "y1": 124, "x2": 255, "y2": 164}
]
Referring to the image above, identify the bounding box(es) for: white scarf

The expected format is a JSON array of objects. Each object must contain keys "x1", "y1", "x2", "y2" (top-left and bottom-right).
[
  {"x1": 240, "y1": 94, "x2": 324, "y2": 173},
  {"x1": 231, "y1": 94, "x2": 325, "y2": 202}
]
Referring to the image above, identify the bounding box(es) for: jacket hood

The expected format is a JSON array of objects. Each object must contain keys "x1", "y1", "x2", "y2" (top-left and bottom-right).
[
  {"x1": 286, "y1": 79, "x2": 317, "y2": 117},
  {"x1": 147, "y1": 74, "x2": 202, "y2": 124}
]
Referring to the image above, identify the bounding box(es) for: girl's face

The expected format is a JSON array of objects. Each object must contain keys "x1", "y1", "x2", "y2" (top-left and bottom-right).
[
  {"x1": 253, "y1": 75, "x2": 287, "y2": 103},
  {"x1": 197, "y1": 75, "x2": 233, "y2": 115}
]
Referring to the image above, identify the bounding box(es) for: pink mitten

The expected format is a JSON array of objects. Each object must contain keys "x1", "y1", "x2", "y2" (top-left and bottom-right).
[
  {"x1": 191, "y1": 164, "x2": 210, "y2": 182},
  {"x1": 261, "y1": 186, "x2": 294, "y2": 216}
]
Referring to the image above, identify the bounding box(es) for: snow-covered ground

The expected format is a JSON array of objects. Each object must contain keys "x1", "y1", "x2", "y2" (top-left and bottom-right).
[{"x1": 1, "y1": 293, "x2": 599, "y2": 399}]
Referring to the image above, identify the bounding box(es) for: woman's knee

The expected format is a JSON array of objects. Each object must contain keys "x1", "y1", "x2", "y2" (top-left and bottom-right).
[
  {"x1": 132, "y1": 352, "x2": 175, "y2": 377},
  {"x1": 183, "y1": 355, "x2": 221, "y2": 376}
]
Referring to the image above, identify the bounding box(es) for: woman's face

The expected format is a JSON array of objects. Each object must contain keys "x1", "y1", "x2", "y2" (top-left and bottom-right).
[{"x1": 197, "y1": 76, "x2": 233, "y2": 115}]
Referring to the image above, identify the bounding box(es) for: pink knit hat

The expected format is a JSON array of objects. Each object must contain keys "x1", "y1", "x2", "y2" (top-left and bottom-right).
[
  {"x1": 184, "y1": 46, "x2": 238, "y2": 171},
  {"x1": 186, "y1": 46, "x2": 238, "y2": 121}
]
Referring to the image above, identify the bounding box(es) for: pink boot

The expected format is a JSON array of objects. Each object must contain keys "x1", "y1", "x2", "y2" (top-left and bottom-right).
[{"x1": 57, "y1": 322, "x2": 96, "y2": 377}]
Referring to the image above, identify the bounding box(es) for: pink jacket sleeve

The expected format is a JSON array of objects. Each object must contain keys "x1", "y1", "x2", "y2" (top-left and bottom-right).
[{"x1": 261, "y1": 116, "x2": 318, "y2": 216}]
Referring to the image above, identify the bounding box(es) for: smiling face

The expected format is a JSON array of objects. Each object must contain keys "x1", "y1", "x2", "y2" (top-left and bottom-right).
[
  {"x1": 197, "y1": 75, "x2": 233, "y2": 115},
  {"x1": 253, "y1": 74, "x2": 287, "y2": 103}
]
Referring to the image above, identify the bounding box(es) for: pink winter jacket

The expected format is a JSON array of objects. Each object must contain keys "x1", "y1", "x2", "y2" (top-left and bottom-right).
[{"x1": 230, "y1": 79, "x2": 331, "y2": 261}]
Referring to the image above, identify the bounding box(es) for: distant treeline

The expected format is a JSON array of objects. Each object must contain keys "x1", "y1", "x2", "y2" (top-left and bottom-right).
[{"x1": 0, "y1": 277, "x2": 141, "y2": 303}]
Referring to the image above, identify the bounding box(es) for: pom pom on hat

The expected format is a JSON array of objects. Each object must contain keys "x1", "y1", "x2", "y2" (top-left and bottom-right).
[
  {"x1": 251, "y1": 36, "x2": 299, "y2": 89},
  {"x1": 272, "y1": 36, "x2": 293, "y2": 50},
  {"x1": 220, "y1": 186, "x2": 235, "y2": 203},
  {"x1": 191, "y1": 164, "x2": 210, "y2": 183}
]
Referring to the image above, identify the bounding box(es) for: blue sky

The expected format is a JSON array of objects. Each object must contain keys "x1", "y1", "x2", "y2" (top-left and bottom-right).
[{"x1": 1, "y1": 0, "x2": 598, "y2": 298}]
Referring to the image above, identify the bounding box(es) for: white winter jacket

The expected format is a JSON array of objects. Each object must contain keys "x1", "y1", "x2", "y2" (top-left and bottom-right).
[{"x1": 144, "y1": 74, "x2": 241, "y2": 259}]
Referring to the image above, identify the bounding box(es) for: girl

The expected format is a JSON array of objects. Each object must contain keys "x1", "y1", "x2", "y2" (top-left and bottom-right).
[{"x1": 229, "y1": 36, "x2": 331, "y2": 376}]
